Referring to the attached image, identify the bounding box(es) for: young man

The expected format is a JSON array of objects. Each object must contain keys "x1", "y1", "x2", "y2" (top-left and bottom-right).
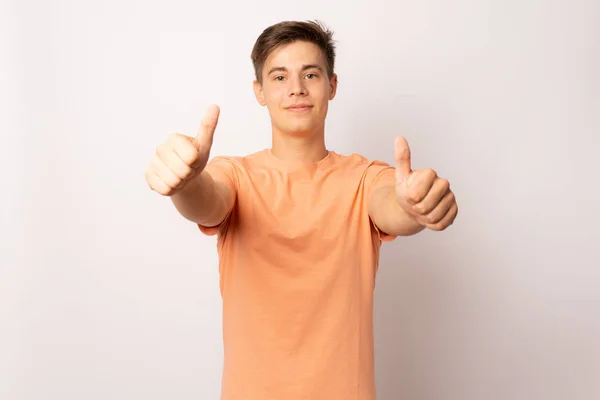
[{"x1": 145, "y1": 20, "x2": 457, "y2": 400}]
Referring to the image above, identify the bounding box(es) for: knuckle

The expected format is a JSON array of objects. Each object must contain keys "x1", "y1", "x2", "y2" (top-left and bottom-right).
[
  {"x1": 168, "y1": 132, "x2": 184, "y2": 143},
  {"x1": 146, "y1": 176, "x2": 157, "y2": 190},
  {"x1": 165, "y1": 175, "x2": 181, "y2": 189},
  {"x1": 167, "y1": 134, "x2": 188, "y2": 153},
  {"x1": 150, "y1": 155, "x2": 161, "y2": 169},
  {"x1": 147, "y1": 177, "x2": 161, "y2": 194},
  {"x1": 153, "y1": 164, "x2": 179, "y2": 190},
  {"x1": 182, "y1": 165, "x2": 194, "y2": 179},
  {"x1": 451, "y1": 207, "x2": 458, "y2": 220},
  {"x1": 158, "y1": 179, "x2": 174, "y2": 194},
  {"x1": 176, "y1": 144, "x2": 197, "y2": 166},
  {"x1": 156, "y1": 143, "x2": 170, "y2": 157},
  {"x1": 414, "y1": 203, "x2": 427, "y2": 214},
  {"x1": 406, "y1": 189, "x2": 420, "y2": 203},
  {"x1": 447, "y1": 190, "x2": 455, "y2": 201},
  {"x1": 173, "y1": 165, "x2": 190, "y2": 181},
  {"x1": 172, "y1": 133, "x2": 189, "y2": 147},
  {"x1": 441, "y1": 178, "x2": 450, "y2": 190}
]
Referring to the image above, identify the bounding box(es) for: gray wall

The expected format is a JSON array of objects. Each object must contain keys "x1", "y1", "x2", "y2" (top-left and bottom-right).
[{"x1": 1, "y1": 0, "x2": 598, "y2": 398}]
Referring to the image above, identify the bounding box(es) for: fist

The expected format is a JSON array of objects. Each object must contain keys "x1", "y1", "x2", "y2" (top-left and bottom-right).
[
  {"x1": 145, "y1": 104, "x2": 220, "y2": 196},
  {"x1": 394, "y1": 136, "x2": 458, "y2": 231}
]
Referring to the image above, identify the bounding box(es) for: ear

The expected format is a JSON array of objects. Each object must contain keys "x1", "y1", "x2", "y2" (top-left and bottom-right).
[
  {"x1": 253, "y1": 79, "x2": 266, "y2": 106},
  {"x1": 328, "y1": 73, "x2": 338, "y2": 100}
]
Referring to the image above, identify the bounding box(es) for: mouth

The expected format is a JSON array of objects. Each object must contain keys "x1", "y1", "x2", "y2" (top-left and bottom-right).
[{"x1": 286, "y1": 105, "x2": 313, "y2": 112}]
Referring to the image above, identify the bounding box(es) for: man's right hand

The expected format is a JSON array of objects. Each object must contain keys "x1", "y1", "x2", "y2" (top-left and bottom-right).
[{"x1": 145, "y1": 104, "x2": 220, "y2": 196}]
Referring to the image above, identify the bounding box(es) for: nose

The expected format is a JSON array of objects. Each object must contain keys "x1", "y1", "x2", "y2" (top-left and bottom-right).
[{"x1": 288, "y1": 76, "x2": 307, "y2": 96}]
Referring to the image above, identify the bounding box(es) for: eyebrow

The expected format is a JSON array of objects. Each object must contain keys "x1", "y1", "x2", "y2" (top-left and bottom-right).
[{"x1": 267, "y1": 64, "x2": 323, "y2": 76}]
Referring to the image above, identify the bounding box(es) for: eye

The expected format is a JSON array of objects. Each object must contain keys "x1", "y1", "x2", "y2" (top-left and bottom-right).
[
  {"x1": 305, "y1": 73, "x2": 317, "y2": 79},
  {"x1": 274, "y1": 76, "x2": 285, "y2": 81}
]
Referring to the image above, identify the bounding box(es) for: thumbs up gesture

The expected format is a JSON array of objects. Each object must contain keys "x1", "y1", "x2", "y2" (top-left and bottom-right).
[
  {"x1": 394, "y1": 136, "x2": 458, "y2": 231},
  {"x1": 145, "y1": 104, "x2": 220, "y2": 196}
]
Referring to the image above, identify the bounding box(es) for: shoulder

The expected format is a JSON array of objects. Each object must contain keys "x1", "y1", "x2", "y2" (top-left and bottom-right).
[
  {"x1": 207, "y1": 149, "x2": 266, "y2": 168},
  {"x1": 330, "y1": 151, "x2": 396, "y2": 194},
  {"x1": 330, "y1": 151, "x2": 392, "y2": 171}
]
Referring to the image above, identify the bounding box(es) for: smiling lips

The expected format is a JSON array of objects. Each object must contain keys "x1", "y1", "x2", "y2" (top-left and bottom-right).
[{"x1": 286, "y1": 104, "x2": 313, "y2": 112}]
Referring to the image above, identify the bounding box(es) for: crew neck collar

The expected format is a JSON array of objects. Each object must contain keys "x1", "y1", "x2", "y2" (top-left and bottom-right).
[{"x1": 265, "y1": 148, "x2": 335, "y2": 168}]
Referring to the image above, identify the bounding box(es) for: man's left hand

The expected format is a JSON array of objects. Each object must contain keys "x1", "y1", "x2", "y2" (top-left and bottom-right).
[{"x1": 393, "y1": 136, "x2": 458, "y2": 231}]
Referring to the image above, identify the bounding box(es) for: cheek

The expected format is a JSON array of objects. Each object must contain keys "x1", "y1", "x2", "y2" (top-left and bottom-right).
[
  {"x1": 315, "y1": 85, "x2": 330, "y2": 103},
  {"x1": 265, "y1": 91, "x2": 285, "y2": 108}
]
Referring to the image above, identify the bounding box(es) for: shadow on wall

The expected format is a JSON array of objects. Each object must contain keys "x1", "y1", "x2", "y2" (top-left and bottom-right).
[
  {"x1": 345, "y1": 95, "x2": 483, "y2": 400},
  {"x1": 374, "y1": 231, "x2": 461, "y2": 399},
  {"x1": 372, "y1": 224, "x2": 501, "y2": 400}
]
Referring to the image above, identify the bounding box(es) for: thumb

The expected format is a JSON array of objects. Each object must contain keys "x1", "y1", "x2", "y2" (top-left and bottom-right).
[
  {"x1": 394, "y1": 136, "x2": 413, "y2": 186},
  {"x1": 193, "y1": 104, "x2": 220, "y2": 151}
]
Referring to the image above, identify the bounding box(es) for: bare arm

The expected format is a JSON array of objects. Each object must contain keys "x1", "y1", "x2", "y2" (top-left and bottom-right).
[
  {"x1": 145, "y1": 104, "x2": 234, "y2": 227},
  {"x1": 170, "y1": 169, "x2": 234, "y2": 227},
  {"x1": 368, "y1": 136, "x2": 458, "y2": 235},
  {"x1": 368, "y1": 185, "x2": 425, "y2": 236}
]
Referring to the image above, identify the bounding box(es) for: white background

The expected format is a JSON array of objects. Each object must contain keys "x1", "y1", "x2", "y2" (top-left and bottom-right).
[{"x1": 1, "y1": 0, "x2": 599, "y2": 399}]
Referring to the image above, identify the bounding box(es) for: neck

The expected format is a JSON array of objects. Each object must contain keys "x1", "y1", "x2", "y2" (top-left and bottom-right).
[{"x1": 270, "y1": 127, "x2": 328, "y2": 163}]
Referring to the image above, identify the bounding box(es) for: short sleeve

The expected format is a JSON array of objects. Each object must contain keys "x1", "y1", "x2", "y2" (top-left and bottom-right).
[
  {"x1": 197, "y1": 155, "x2": 239, "y2": 236},
  {"x1": 364, "y1": 160, "x2": 398, "y2": 243}
]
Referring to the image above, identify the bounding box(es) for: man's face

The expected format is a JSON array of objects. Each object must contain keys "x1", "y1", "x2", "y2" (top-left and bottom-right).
[{"x1": 253, "y1": 40, "x2": 338, "y2": 137}]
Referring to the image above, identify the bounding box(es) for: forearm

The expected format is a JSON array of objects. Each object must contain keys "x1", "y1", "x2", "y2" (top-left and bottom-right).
[
  {"x1": 170, "y1": 170, "x2": 229, "y2": 226},
  {"x1": 371, "y1": 186, "x2": 425, "y2": 236}
]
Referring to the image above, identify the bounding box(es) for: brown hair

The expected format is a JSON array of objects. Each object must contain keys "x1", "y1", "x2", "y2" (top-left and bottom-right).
[{"x1": 251, "y1": 20, "x2": 337, "y2": 85}]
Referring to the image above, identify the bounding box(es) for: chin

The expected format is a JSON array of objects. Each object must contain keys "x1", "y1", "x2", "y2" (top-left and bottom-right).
[
  {"x1": 273, "y1": 119, "x2": 314, "y2": 136},
  {"x1": 287, "y1": 124, "x2": 317, "y2": 136}
]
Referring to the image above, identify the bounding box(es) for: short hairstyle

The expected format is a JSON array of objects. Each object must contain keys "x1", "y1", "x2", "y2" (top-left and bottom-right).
[{"x1": 250, "y1": 20, "x2": 337, "y2": 85}]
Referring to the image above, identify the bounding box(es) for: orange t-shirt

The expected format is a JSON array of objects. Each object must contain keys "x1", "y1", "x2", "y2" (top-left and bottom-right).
[{"x1": 198, "y1": 148, "x2": 397, "y2": 400}]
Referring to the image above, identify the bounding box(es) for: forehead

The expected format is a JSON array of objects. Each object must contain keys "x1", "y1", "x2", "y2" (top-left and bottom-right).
[{"x1": 264, "y1": 40, "x2": 325, "y2": 70}]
